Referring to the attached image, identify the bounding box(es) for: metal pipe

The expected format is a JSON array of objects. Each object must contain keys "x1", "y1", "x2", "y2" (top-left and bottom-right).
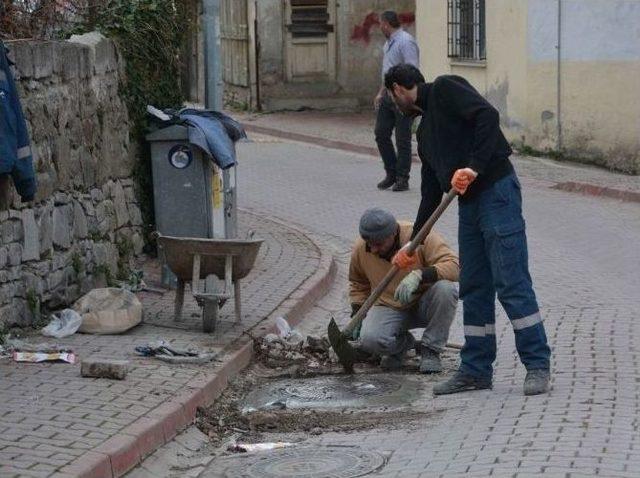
[
  {"x1": 556, "y1": 0, "x2": 563, "y2": 151},
  {"x1": 203, "y1": 0, "x2": 223, "y2": 111}
]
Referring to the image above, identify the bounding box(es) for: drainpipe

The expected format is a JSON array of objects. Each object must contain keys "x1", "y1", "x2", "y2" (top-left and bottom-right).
[
  {"x1": 556, "y1": 0, "x2": 563, "y2": 151},
  {"x1": 203, "y1": 0, "x2": 223, "y2": 111}
]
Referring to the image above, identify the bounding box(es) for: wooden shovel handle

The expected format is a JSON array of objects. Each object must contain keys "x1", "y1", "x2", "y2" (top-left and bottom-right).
[{"x1": 342, "y1": 189, "x2": 458, "y2": 336}]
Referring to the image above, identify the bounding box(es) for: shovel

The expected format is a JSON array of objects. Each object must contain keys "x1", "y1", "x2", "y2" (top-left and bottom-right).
[{"x1": 328, "y1": 189, "x2": 459, "y2": 373}]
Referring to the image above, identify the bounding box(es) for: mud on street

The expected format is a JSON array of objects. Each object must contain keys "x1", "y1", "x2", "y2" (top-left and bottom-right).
[{"x1": 191, "y1": 333, "x2": 458, "y2": 477}]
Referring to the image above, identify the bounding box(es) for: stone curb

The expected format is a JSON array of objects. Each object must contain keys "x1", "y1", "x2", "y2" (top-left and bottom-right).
[
  {"x1": 57, "y1": 213, "x2": 337, "y2": 478},
  {"x1": 244, "y1": 123, "x2": 639, "y2": 203},
  {"x1": 244, "y1": 123, "x2": 421, "y2": 163},
  {"x1": 551, "y1": 181, "x2": 640, "y2": 204}
]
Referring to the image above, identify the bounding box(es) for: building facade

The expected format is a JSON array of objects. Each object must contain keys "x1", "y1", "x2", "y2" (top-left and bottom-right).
[
  {"x1": 416, "y1": 0, "x2": 640, "y2": 173},
  {"x1": 182, "y1": 0, "x2": 416, "y2": 111}
]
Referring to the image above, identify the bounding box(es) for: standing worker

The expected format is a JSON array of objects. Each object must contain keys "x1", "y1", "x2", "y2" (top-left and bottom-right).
[
  {"x1": 373, "y1": 11, "x2": 419, "y2": 192},
  {"x1": 384, "y1": 64, "x2": 551, "y2": 396}
]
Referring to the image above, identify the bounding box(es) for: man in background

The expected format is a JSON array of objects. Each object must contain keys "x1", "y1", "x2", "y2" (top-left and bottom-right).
[{"x1": 373, "y1": 11, "x2": 419, "y2": 192}]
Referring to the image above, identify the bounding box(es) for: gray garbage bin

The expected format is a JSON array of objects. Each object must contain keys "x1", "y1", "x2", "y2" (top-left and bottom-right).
[{"x1": 146, "y1": 124, "x2": 237, "y2": 286}]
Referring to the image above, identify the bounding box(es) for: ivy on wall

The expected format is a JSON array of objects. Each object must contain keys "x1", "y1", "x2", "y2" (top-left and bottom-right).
[{"x1": 75, "y1": 0, "x2": 193, "y2": 250}]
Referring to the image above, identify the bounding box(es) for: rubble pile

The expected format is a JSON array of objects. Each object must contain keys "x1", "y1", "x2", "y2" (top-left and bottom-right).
[{"x1": 253, "y1": 333, "x2": 337, "y2": 371}]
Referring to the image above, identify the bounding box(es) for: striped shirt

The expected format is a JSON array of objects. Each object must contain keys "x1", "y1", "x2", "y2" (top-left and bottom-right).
[{"x1": 382, "y1": 29, "x2": 420, "y2": 80}]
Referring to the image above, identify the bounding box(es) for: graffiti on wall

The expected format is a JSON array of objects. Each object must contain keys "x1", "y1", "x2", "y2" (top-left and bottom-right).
[{"x1": 351, "y1": 12, "x2": 415, "y2": 44}]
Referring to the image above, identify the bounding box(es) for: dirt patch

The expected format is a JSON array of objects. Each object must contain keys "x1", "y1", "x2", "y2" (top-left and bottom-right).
[
  {"x1": 241, "y1": 407, "x2": 439, "y2": 435},
  {"x1": 195, "y1": 361, "x2": 445, "y2": 448},
  {"x1": 196, "y1": 335, "x2": 457, "y2": 447}
]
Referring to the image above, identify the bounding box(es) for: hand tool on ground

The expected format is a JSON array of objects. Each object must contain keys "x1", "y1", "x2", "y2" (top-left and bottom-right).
[{"x1": 328, "y1": 189, "x2": 460, "y2": 373}]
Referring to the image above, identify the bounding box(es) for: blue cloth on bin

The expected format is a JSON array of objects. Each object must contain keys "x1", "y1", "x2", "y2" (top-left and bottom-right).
[
  {"x1": 0, "y1": 40, "x2": 37, "y2": 201},
  {"x1": 177, "y1": 109, "x2": 246, "y2": 170}
]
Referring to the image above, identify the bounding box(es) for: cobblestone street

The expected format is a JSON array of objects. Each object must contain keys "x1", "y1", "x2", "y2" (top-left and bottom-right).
[
  {"x1": 129, "y1": 131, "x2": 640, "y2": 477},
  {"x1": 0, "y1": 211, "x2": 322, "y2": 478},
  {"x1": 229, "y1": 136, "x2": 640, "y2": 477}
]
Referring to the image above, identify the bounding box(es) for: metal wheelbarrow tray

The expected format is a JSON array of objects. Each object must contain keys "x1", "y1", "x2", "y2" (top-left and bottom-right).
[{"x1": 157, "y1": 234, "x2": 264, "y2": 333}]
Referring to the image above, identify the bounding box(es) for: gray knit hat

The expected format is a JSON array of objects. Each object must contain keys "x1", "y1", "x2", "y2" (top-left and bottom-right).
[{"x1": 359, "y1": 208, "x2": 397, "y2": 241}]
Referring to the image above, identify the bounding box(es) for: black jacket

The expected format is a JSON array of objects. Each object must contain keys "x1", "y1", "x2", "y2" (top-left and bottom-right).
[{"x1": 412, "y1": 75, "x2": 513, "y2": 238}]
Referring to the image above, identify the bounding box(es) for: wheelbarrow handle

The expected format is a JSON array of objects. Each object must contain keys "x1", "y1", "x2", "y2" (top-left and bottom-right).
[{"x1": 342, "y1": 189, "x2": 458, "y2": 336}]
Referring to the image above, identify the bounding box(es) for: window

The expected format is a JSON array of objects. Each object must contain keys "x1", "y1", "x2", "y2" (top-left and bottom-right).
[
  {"x1": 448, "y1": 0, "x2": 486, "y2": 61},
  {"x1": 287, "y1": 0, "x2": 333, "y2": 38}
]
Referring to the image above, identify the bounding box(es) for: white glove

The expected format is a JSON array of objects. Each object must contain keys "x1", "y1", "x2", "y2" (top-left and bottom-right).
[{"x1": 394, "y1": 270, "x2": 422, "y2": 305}]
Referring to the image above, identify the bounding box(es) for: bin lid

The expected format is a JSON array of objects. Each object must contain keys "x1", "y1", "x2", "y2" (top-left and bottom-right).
[{"x1": 146, "y1": 124, "x2": 189, "y2": 142}]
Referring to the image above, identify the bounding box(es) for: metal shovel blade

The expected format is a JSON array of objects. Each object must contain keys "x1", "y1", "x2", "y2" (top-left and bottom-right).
[{"x1": 328, "y1": 317, "x2": 355, "y2": 374}]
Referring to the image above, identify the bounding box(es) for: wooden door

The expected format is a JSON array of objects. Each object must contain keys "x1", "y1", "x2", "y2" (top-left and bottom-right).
[{"x1": 284, "y1": 0, "x2": 336, "y2": 82}]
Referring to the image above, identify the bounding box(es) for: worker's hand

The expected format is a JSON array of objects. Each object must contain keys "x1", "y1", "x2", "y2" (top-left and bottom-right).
[
  {"x1": 451, "y1": 168, "x2": 478, "y2": 195},
  {"x1": 394, "y1": 270, "x2": 422, "y2": 305},
  {"x1": 349, "y1": 303, "x2": 363, "y2": 340},
  {"x1": 351, "y1": 322, "x2": 362, "y2": 341},
  {"x1": 392, "y1": 244, "x2": 419, "y2": 269},
  {"x1": 374, "y1": 92, "x2": 384, "y2": 110}
]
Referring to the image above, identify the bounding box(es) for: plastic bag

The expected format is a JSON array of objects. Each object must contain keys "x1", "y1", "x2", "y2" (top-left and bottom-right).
[
  {"x1": 275, "y1": 316, "x2": 304, "y2": 346},
  {"x1": 41, "y1": 309, "x2": 83, "y2": 338}
]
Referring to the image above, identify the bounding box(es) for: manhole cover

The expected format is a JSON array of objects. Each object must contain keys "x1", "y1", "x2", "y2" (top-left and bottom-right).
[
  {"x1": 212, "y1": 447, "x2": 385, "y2": 478},
  {"x1": 243, "y1": 374, "x2": 420, "y2": 410}
]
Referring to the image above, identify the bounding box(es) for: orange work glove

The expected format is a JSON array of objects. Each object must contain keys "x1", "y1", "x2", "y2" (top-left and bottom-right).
[
  {"x1": 451, "y1": 168, "x2": 478, "y2": 195},
  {"x1": 392, "y1": 244, "x2": 419, "y2": 269}
]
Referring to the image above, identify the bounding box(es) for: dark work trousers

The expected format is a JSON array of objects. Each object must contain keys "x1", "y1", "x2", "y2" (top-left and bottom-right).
[
  {"x1": 458, "y1": 174, "x2": 551, "y2": 379},
  {"x1": 374, "y1": 92, "x2": 414, "y2": 180}
]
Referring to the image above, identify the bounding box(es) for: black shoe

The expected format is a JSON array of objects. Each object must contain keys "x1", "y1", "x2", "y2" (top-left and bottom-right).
[
  {"x1": 419, "y1": 348, "x2": 443, "y2": 373},
  {"x1": 377, "y1": 173, "x2": 396, "y2": 190},
  {"x1": 523, "y1": 369, "x2": 550, "y2": 396},
  {"x1": 433, "y1": 371, "x2": 492, "y2": 395},
  {"x1": 380, "y1": 334, "x2": 414, "y2": 371},
  {"x1": 391, "y1": 177, "x2": 409, "y2": 192}
]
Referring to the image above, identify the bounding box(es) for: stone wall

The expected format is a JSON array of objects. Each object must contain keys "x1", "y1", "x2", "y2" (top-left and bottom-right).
[{"x1": 0, "y1": 33, "x2": 144, "y2": 327}]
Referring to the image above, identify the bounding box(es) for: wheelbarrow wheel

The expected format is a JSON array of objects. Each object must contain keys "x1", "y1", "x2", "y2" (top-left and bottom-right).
[{"x1": 202, "y1": 299, "x2": 218, "y2": 333}]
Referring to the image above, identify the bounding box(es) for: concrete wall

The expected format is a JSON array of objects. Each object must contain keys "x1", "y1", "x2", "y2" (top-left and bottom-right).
[
  {"x1": 0, "y1": 33, "x2": 144, "y2": 327},
  {"x1": 255, "y1": 0, "x2": 415, "y2": 110},
  {"x1": 416, "y1": 0, "x2": 640, "y2": 173},
  {"x1": 527, "y1": 0, "x2": 640, "y2": 172},
  {"x1": 417, "y1": 0, "x2": 530, "y2": 141}
]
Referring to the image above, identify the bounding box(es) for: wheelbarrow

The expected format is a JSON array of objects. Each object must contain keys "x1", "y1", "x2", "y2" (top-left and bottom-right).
[{"x1": 156, "y1": 234, "x2": 263, "y2": 333}]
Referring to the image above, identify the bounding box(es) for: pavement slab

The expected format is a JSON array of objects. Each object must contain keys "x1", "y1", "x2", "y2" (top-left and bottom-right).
[
  {"x1": 235, "y1": 109, "x2": 640, "y2": 198},
  {"x1": 200, "y1": 136, "x2": 639, "y2": 477},
  {"x1": 0, "y1": 210, "x2": 329, "y2": 478}
]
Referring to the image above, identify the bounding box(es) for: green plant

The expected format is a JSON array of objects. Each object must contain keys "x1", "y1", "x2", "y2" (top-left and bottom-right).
[
  {"x1": 0, "y1": 323, "x2": 7, "y2": 345},
  {"x1": 25, "y1": 288, "x2": 42, "y2": 325},
  {"x1": 71, "y1": 0, "x2": 192, "y2": 252},
  {"x1": 95, "y1": 264, "x2": 115, "y2": 287},
  {"x1": 72, "y1": 252, "x2": 84, "y2": 276},
  {"x1": 116, "y1": 236, "x2": 134, "y2": 280}
]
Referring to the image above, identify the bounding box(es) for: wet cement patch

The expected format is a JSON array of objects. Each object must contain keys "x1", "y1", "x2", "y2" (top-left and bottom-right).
[{"x1": 242, "y1": 374, "x2": 422, "y2": 411}]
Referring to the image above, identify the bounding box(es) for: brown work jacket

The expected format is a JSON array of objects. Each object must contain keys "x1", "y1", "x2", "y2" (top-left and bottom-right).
[{"x1": 349, "y1": 222, "x2": 459, "y2": 310}]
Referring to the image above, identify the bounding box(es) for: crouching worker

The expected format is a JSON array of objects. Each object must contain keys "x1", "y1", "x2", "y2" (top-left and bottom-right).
[{"x1": 349, "y1": 208, "x2": 459, "y2": 372}]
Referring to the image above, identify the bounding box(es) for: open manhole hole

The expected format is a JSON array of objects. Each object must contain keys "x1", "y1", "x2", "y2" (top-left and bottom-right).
[
  {"x1": 243, "y1": 374, "x2": 420, "y2": 411},
  {"x1": 207, "y1": 447, "x2": 386, "y2": 478}
]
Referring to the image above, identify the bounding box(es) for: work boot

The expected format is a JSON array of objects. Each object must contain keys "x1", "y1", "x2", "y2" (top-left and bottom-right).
[
  {"x1": 391, "y1": 177, "x2": 409, "y2": 192},
  {"x1": 433, "y1": 371, "x2": 492, "y2": 395},
  {"x1": 380, "y1": 334, "x2": 414, "y2": 371},
  {"x1": 419, "y1": 348, "x2": 443, "y2": 373},
  {"x1": 523, "y1": 369, "x2": 550, "y2": 396},
  {"x1": 380, "y1": 354, "x2": 404, "y2": 371},
  {"x1": 377, "y1": 173, "x2": 396, "y2": 190}
]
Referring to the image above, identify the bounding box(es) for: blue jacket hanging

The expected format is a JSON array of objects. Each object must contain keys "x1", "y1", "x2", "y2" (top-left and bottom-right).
[
  {"x1": 177, "y1": 109, "x2": 246, "y2": 170},
  {"x1": 0, "y1": 40, "x2": 37, "y2": 202}
]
